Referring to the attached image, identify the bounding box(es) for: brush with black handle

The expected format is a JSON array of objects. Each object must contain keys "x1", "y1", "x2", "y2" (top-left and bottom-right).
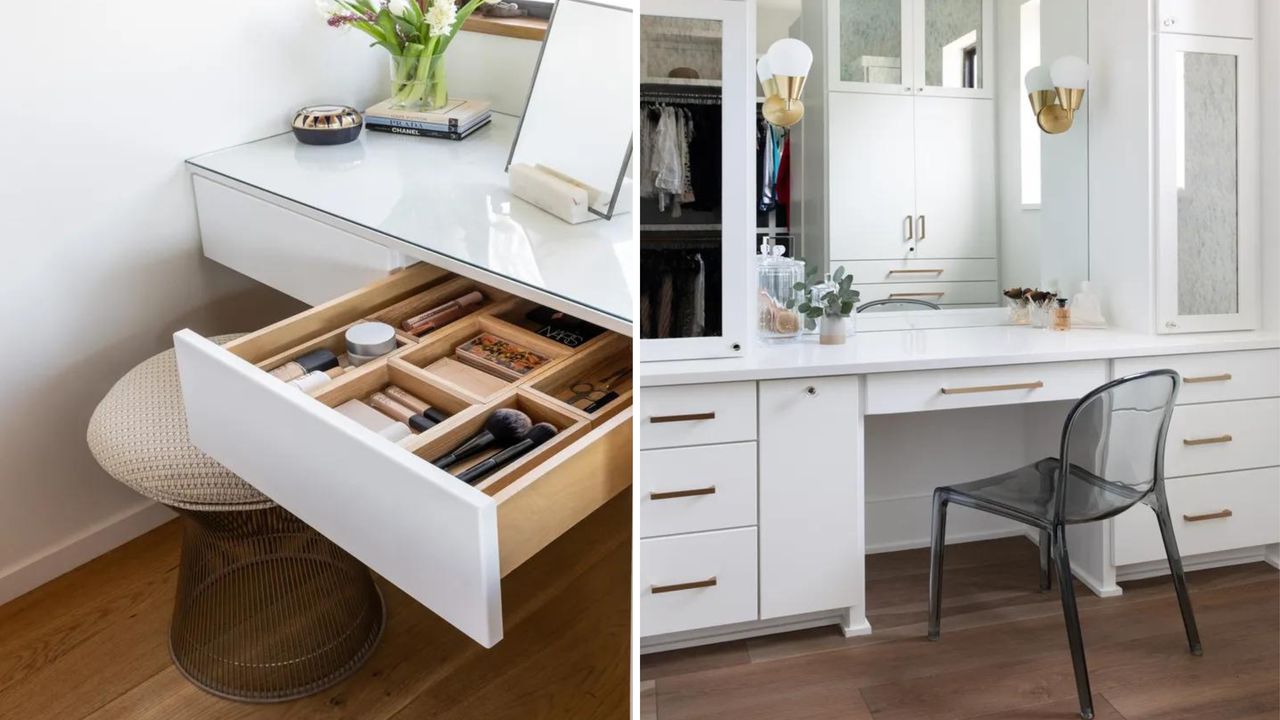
[
  {"x1": 456, "y1": 423, "x2": 558, "y2": 485},
  {"x1": 431, "y1": 408, "x2": 531, "y2": 469}
]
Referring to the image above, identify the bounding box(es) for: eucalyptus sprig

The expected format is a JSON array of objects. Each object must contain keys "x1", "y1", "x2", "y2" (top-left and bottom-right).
[{"x1": 786, "y1": 266, "x2": 861, "y2": 331}]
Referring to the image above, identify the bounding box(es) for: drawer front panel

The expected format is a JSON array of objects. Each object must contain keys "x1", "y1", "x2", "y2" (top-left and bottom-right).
[
  {"x1": 641, "y1": 528, "x2": 758, "y2": 637},
  {"x1": 640, "y1": 382, "x2": 757, "y2": 449},
  {"x1": 865, "y1": 360, "x2": 1107, "y2": 415},
  {"x1": 1113, "y1": 467, "x2": 1280, "y2": 566},
  {"x1": 1165, "y1": 398, "x2": 1279, "y2": 477},
  {"x1": 1156, "y1": 0, "x2": 1256, "y2": 38},
  {"x1": 832, "y1": 259, "x2": 998, "y2": 284},
  {"x1": 194, "y1": 176, "x2": 404, "y2": 306},
  {"x1": 640, "y1": 443, "x2": 757, "y2": 538},
  {"x1": 852, "y1": 281, "x2": 1000, "y2": 307},
  {"x1": 1114, "y1": 349, "x2": 1279, "y2": 405}
]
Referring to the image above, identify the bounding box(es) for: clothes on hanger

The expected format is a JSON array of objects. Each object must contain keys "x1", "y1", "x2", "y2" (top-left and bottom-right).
[
  {"x1": 757, "y1": 117, "x2": 786, "y2": 212},
  {"x1": 640, "y1": 101, "x2": 722, "y2": 218},
  {"x1": 639, "y1": 247, "x2": 718, "y2": 339}
]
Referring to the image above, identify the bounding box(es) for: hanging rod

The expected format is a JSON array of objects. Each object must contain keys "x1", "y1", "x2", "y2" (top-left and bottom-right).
[{"x1": 641, "y1": 94, "x2": 722, "y2": 105}]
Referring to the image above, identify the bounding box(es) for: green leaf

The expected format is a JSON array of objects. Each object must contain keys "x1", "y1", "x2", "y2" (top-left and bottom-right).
[
  {"x1": 792, "y1": 281, "x2": 807, "y2": 291},
  {"x1": 833, "y1": 266, "x2": 845, "y2": 283},
  {"x1": 376, "y1": 9, "x2": 401, "y2": 51},
  {"x1": 821, "y1": 291, "x2": 837, "y2": 303},
  {"x1": 840, "y1": 274, "x2": 854, "y2": 290},
  {"x1": 797, "y1": 302, "x2": 810, "y2": 313},
  {"x1": 804, "y1": 317, "x2": 817, "y2": 331},
  {"x1": 806, "y1": 307, "x2": 824, "y2": 319},
  {"x1": 840, "y1": 300, "x2": 855, "y2": 315}
]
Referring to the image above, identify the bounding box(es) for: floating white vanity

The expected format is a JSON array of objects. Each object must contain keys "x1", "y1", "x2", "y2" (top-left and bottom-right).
[
  {"x1": 638, "y1": 0, "x2": 1279, "y2": 652},
  {"x1": 179, "y1": 100, "x2": 636, "y2": 648}
]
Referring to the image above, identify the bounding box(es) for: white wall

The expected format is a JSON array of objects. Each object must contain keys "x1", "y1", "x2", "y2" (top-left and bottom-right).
[
  {"x1": 1262, "y1": 0, "x2": 1280, "y2": 330},
  {"x1": 758, "y1": 0, "x2": 802, "y2": 55},
  {"x1": 446, "y1": 31, "x2": 541, "y2": 115},
  {"x1": 995, "y1": 0, "x2": 1042, "y2": 289},
  {"x1": 1038, "y1": 0, "x2": 1089, "y2": 295},
  {"x1": 0, "y1": 3, "x2": 390, "y2": 605}
]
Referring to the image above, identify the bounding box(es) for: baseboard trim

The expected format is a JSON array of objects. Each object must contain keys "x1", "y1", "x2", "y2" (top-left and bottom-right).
[
  {"x1": 868, "y1": 528, "x2": 1025, "y2": 554},
  {"x1": 0, "y1": 501, "x2": 175, "y2": 606},
  {"x1": 641, "y1": 609, "x2": 850, "y2": 654},
  {"x1": 1117, "y1": 544, "x2": 1278, "y2": 583}
]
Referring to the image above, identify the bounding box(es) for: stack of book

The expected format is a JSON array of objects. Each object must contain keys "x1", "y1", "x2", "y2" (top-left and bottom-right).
[{"x1": 363, "y1": 98, "x2": 492, "y2": 141}]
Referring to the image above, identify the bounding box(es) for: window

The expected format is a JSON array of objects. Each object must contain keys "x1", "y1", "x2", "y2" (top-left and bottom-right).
[{"x1": 1019, "y1": 0, "x2": 1042, "y2": 207}]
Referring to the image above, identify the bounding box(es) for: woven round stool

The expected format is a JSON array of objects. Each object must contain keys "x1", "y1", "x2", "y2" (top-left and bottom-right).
[{"x1": 87, "y1": 335, "x2": 384, "y2": 703}]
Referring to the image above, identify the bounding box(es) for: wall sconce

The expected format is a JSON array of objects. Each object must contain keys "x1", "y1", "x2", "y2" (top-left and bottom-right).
[
  {"x1": 761, "y1": 39, "x2": 813, "y2": 128},
  {"x1": 1025, "y1": 55, "x2": 1089, "y2": 134}
]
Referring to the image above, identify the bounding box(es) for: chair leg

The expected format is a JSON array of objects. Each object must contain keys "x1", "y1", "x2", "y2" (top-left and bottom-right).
[
  {"x1": 1053, "y1": 525, "x2": 1094, "y2": 720},
  {"x1": 927, "y1": 490, "x2": 948, "y2": 641},
  {"x1": 1039, "y1": 529, "x2": 1052, "y2": 592},
  {"x1": 1153, "y1": 502, "x2": 1203, "y2": 655}
]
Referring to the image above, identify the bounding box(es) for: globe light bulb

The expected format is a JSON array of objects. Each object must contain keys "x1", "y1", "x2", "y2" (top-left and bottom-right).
[
  {"x1": 757, "y1": 55, "x2": 775, "y2": 92},
  {"x1": 1024, "y1": 65, "x2": 1053, "y2": 92},
  {"x1": 1050, "y1": 55, "x2": 1089, "y2": 89},
  {"x1": 767, "y1": 38, "x2": 813, "y2": 77}
]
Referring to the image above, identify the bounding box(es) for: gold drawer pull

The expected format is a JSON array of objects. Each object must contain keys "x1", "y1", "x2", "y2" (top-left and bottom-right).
[
  {"x1": 941, "y1": 381, "x2": 1044, "y2": 395},
  {"x1": 650, "y1": 486, "x2": 717, "y2": 501},
  {"x1": 1184, "y1": 509, "x2": 1233, "y2": 523},
  {"x1": 651, "y1": 577, "x2": 718, "y2": 594},
  {"x1": 650, "y1": 412, "x2": 716, "y2": 424},
  {"x1": 886, "y1": 268, "x2": 944, "y2": 275},
  {"x1": 1183, "y1": 434, "x2": 1233, "y2": 446},
  {"x1": 1184, "y1": 373, "x2": 1233, "y2": 384},
  {"x1": 889, "y1": 292, "x2": 945, "y2": 298}
]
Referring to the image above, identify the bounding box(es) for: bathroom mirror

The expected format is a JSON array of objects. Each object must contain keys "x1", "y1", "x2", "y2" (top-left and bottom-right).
[
  {"x1": 787, "y1": 0, "x2": 1090, "y2": 322},
  {"x1": 508, "y1": 0, "x2": 634, "y2": 219}
]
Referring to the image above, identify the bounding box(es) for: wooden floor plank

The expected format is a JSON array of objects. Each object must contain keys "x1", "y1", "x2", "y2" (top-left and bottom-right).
[{"x1": 647, "y1": 538, "x2": 1280, "y2": 720}]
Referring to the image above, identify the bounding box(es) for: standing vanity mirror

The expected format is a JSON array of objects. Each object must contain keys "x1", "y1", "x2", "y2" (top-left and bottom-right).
[{"x1": 508, "y1": 0, "x2": 634, "y2": 221}]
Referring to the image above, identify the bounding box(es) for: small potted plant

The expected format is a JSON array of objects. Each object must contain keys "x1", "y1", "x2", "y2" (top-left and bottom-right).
[{"x1": 788, "y1": 266, "x2": 860, "y2": 345}]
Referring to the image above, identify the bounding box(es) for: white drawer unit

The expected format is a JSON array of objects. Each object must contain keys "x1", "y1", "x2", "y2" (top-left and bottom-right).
[
  {"x1": 1163, "y1": 398, "x2": 1280, "y2": 478},
  {"x1": 639, "y1": 382, "x2": 757, "y2": 450},
  {"x1": 1114, "y1": 349, "x2": 1280, "y2": 405},
  {"x1": 640, "y1": 443, "x2": 757, "y2": 538},
  {"x1": 193, "y1": 176, "x2": 406, "y2": 306},
  {"x1": 852, "y1": 281, "x2": 1000, "y2": 307},
  {"x1": 640, "y1": 527, "x2": 759, "y2": 637},
  {"x1": 831, "y1": 259, "x2": 998, "y2": 285},
  {"x1": 1113, "y1": 467, "x2": 1280, "y2": 566},
  {"x1": 865, "y1": 360, "x2": 1108, "y2": 415},
  {"x1": 175, "y1": 264, "x2": 632, "y2": 648}
]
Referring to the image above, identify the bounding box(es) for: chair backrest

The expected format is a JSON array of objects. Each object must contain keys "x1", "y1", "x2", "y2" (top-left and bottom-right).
[
  {"x1": 1055, "y1": 369, "x2": 1180, "y2": 524},
  {"x1": 856, "y1": 298, "x2": 941, "y2": 313}
]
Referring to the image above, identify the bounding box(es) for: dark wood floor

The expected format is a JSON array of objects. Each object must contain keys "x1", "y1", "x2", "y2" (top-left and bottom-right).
[
  {"x1": 0, "y1": 492, "x2": 630, "y2": 720},
  {"x1": 640, "y1": 537, "x2": 1280, "y2": 720}
]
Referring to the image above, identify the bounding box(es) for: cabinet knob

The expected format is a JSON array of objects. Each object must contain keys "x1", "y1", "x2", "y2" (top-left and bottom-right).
[
  {"x1": 1163, "y1": 17, "x2": 1176, "y2": 26},
  {"x1": 805, "y1": 385, "x2": 817, "y2": 396},
  {"x1": 731, "y1": 343, "x2": 742, "y2": 352}
]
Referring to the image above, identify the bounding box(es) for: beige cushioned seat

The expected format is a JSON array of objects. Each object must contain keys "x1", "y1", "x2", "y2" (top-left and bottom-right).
[{"x1": 88, "y1": 334, "x2": 273, "y2": 512}]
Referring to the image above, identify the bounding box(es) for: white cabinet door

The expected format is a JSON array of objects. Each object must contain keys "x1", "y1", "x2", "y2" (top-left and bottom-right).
[
  {"x1": 1156, "y1": 0, "x2": 1256, "y2": 39},
  {"x1": 1155, "y1": 34, "x2": 1260, "y2": 333},
  {"x1": 827, "y1": 0, "x2": 915, "y2": 94},
  {"x1": 758, "y1": 376, "x2": 863, "y2": 620},
  {"x1": 912, "y1": 95, "x2": 997, "y2": 259},
  {"x1": 911, "y1": 0, "x2": 994, "y2": 99},
  {"x1": 828, "y1": 92, "x2": 917, "y2": 261}
]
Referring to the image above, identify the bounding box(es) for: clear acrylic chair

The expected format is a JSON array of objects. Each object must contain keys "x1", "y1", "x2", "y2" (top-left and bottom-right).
[{"x1": 926, "y1": 370, "x2": 1201, "y2": 720}]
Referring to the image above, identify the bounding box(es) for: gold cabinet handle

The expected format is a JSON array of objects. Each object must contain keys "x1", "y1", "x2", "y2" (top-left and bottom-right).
[
  {"x1": 904, "y1": 215, "x2": 913, "y2": 241},
  {"x1": 886, "y1": 268, "x2": 944, "y2": 276},
  {"x1": 1183, "y1": 509, "x2": 1233, "y2": 522},
  {"x1": 650, "y1": 486, "x2": 716, "y2": 501},
  {"x1": 917, "y1": 214, "x2": 926, "y2": 240},
  {"x1": 941, "y1": 381, "x2": 1044, "y2": 395},
  {"x1": 889, "y1": 292, "x2": 945, "y2": 298},
  {"x1": 1184, "y1": 373, "x2": 1233, "y2": 384},
  {"x1": 1183, "y1": 434, "x2": 1233, "y2": 446},
  {"x1": 650, "y1": 412, "x2": 716, "y2": 424},
  {"x1": 651, "y1": 577, "x2": 717, "y2": 594}
]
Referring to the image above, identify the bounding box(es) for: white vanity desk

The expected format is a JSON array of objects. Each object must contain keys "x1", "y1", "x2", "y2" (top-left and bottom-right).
[
  {"x1": 186, "y1": 112, "x2": 635, "y2": 334},
  {"x1": 638, "y1": 323, "x2": 1280, "y2": 651}
]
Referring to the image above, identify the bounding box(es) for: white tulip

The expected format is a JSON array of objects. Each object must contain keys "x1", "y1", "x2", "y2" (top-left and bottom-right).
[{"x1": 425, "y1": 2, "x2": 458, "y2": 36}]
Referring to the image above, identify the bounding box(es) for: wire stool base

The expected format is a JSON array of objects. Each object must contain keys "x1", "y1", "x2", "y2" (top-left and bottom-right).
[{"x1": 168, "y1": 506, "x2": 385, "y2": 703}]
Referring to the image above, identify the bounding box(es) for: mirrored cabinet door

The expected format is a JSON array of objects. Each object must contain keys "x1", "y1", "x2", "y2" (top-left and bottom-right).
[
  {"x1": 640, "y1": 0, "x2": 750, "y2": 361},
  {"x1": 830, "y1": 0, "x2": 913, "y2": 93},
  {"x1": 914, "y1": 0, "x2": 992, "y2": 97},
  {"x1": 1156, "y1": 34, "x2": 1259, "y2": 333}
]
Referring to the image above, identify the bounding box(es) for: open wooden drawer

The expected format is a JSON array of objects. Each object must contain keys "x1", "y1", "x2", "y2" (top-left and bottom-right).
[{"x1": 173, "y1": 264, "x2": 632, "y2": 648}]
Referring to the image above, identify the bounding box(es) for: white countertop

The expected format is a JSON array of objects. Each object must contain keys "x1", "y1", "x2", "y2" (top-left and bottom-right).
[
  {"x1": 639, "y1": 325, "x2": 1280, "y2": 386},
  {"x1": 187, "y1": 114, "x2": 635, "y2": 333}
]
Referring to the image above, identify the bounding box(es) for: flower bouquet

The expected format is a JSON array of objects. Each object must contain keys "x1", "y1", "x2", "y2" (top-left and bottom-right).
[{"x1": 318, "y1": 0, "x2": 497, "y2": 110}]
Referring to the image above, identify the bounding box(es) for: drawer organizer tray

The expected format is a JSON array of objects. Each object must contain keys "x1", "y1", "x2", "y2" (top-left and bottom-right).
[{"x1": 175, "y1": 264, "x2": 632, "y2": 647}]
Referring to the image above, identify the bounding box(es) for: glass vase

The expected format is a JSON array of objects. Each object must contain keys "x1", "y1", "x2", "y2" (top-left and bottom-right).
[
  {"x1": 1006, "y1": 298, "x2": 1030, "y2": 325},
  {"x1": 389, "y1": 52, "x2": 448, "y2": 111}
]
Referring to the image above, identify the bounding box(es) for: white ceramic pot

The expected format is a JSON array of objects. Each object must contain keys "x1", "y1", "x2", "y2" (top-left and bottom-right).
[{"x1": 819, "y1": 314, "x2": 847, "y2": 345}]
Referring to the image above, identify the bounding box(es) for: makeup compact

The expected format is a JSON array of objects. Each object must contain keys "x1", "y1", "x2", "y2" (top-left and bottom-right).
[
  {"x1": 268, "y1": 349, "x2": 340, "y2": 382},
  {"x1": 525, "y1": 306, "x2": 605, "y2": 348},
  {"x1": 345, "y1": 322, "x2": 398, "y2": 366},
  {"x1": 454, "y1": 332, "x2": 550, "y2": 381}
]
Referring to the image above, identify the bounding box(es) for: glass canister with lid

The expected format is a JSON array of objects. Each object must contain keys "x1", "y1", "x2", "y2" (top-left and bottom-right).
[{"x1": 757, "y1": 242, "x2": 804, "y2": 341}]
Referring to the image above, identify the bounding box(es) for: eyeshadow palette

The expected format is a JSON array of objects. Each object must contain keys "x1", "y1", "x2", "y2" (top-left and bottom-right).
[{"x1": 454, "y1": 332, "x2": 551, "y2": 381}]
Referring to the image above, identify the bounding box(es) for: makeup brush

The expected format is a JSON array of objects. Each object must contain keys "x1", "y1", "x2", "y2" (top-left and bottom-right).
[
  {"x1": 456, "y1": 423, "x2": 558, "y2": 484},
  {"x1": 431, "y1": 408, "x2": 532, "y2": 469}
]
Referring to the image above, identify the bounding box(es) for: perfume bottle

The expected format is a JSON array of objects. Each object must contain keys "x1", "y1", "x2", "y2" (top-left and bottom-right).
[{"x1": 1052, "y1": 297, "x2": 1071, "y2": 332}]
